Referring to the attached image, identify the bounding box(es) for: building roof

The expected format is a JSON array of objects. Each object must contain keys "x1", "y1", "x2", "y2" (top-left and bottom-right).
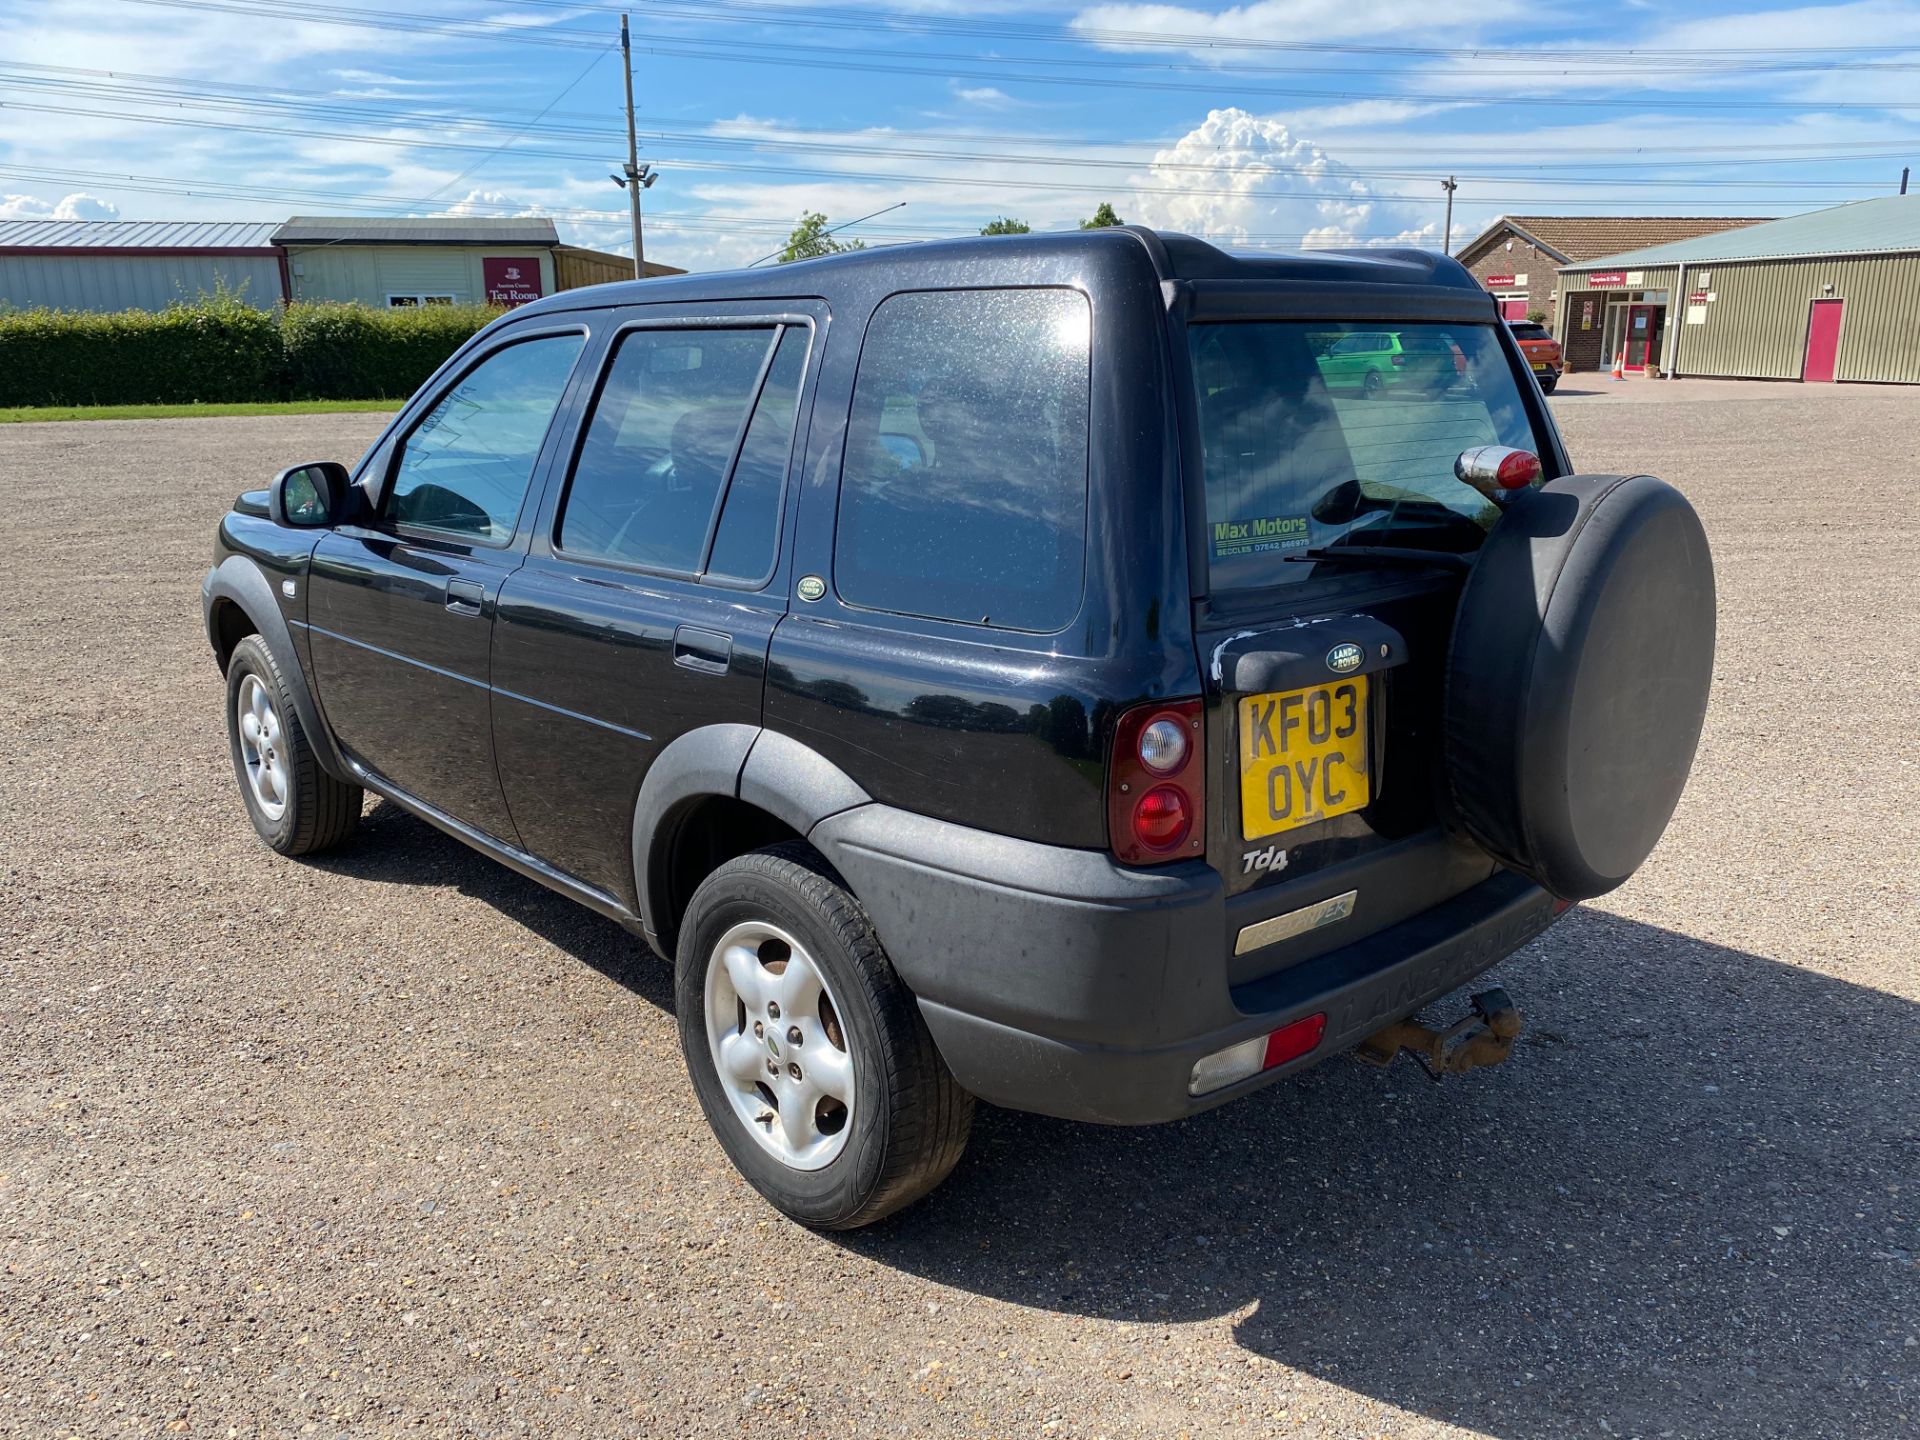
[
  {"x1": 1562, "y1": 195, "x2": 1920, "y2": 271},
  {"x1": 1462, "y1": 214, "x2": 1771, "y2": 266},
  {"x1": 0, "y1": 219, "x2": 281, "y2": 251},
  {"x1": 273, "y1": 215, "x2": 559, "y2": 246}
]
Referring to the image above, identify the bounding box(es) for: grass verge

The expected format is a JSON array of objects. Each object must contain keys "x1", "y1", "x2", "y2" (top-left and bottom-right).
[{"x1": 0, "y1": 399, "x2": 403, "y2": 424}]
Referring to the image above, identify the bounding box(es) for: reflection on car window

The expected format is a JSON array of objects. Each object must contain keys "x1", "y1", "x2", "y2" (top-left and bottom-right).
[
  {"x1": 707, "y1": 327, "x2": 807, "y2": 582},
  {"x1": 836, "y1": 288, "x2": 1090, "y2": 632},
  {"x1": 388, "y1": 335, "x2": 583, "y2": 543},
  {"x1": 559, "y1": 328, "x2": 783, "y2": 575},
  {"x1": 1189, "y1": 322, "x2": 1543, "y2": 589}
]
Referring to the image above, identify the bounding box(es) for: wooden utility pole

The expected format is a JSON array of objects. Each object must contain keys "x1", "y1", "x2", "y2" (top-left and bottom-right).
[
  {"x1": 621, "y1": 14, "x2": 645, "y2": 278},
  {"x1": 1441, "y1": 176, "x2": 1458, "y2": 256}
]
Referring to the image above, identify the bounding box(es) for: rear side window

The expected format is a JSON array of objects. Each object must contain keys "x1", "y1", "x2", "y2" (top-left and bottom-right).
[
  {"x1": 1189, "y1": 321, "x2": 1545, "y2": 590},
  {"x1": 559, "y1": 325, "x2": 803, "y2": 579},
  {"x1": 835, "y1": 288, "x2": 1090, "y2": 632}
]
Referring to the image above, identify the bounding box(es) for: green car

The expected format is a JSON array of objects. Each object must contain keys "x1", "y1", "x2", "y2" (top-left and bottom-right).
[{"x1": 1316, "y1": 329, "x2": 1461, "y2": 397}]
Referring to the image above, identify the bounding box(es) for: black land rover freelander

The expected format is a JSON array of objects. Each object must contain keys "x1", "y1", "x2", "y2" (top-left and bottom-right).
[{"x1": 204, "y1": 230, "x2": 1715, "y2": 1228}]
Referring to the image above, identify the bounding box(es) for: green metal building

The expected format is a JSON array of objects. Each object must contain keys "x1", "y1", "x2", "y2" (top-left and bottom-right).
[{"x1": 1554, "y1": 196, "x2": 1920, "y2": 384}]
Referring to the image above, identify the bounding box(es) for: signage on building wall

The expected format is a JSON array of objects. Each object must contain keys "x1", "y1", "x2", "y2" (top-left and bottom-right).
[
  {"x1": 1688, "y1": 291, "x2": 1709, "y2": 303},
  {"x1": 1587, "y1": 271, "x2": 1627, "y2": 288},
  {"x1": 483, "y1": 256, "x2": 544, "y2": 306},
  {"x1": 1580, "y1": 299, "x2": 1595, "y2": 330},
  {"x1": 1484, "y1": 273, "x2": 1516, "y2": 288}
]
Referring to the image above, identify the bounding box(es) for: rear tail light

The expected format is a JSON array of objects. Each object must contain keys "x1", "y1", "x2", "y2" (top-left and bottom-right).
[
  {"x1": 1390, "y1": 353, "x2": 1407, "y2": 367},
  {"x1": 1109, "y1": 698, "x2": 1205, "y2": 864},
  {"x1": 1188, "y1": 1013, "x2": 1328, "y2": 1095}
]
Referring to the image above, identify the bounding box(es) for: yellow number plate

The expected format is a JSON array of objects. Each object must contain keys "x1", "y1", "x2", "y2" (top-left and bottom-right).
[{"x1": 1238, "y1": 678, "x2": 1371, "y2": 840}]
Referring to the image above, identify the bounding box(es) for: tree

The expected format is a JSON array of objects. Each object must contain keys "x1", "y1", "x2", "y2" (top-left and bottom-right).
[
  {"x1": 1080, "y1": 202, "x2": 1124, "y2": 229},
  {"x1": 980, "y1": 216, "x2": 1031, "y2": 236},
  {"x1": 776, "y1": 211, "x2": 866, "y2": 264}
]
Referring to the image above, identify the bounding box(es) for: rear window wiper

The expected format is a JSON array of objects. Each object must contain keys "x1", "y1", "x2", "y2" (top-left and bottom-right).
[{"x1": 1286, "y1": 545, "x2": 1473, "y2": 574}]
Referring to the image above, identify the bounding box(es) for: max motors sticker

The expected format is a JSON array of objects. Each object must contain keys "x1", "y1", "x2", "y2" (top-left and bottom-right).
[{"x1": 1212, "y1": 513, "x2": 1308, "y2": 560}]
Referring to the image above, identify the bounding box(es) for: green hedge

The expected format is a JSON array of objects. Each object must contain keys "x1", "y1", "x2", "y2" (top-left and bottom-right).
[
  {"x1": 0, "y1": 296, "x2": 503, "y2": 408},
  {"x1": 0, "y1": 294, "x2": 283, "y2": 407},
  {"x1": 282, "y1": 301, "x2": 500, "y2": 400}
]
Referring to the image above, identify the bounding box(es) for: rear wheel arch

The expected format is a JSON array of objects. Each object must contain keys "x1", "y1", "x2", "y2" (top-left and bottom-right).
[{"x1": 632, "y1": 727, "x2": 873, "y2": 956}]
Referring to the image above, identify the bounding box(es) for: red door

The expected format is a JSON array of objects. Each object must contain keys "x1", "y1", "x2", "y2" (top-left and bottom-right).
[
  {"x1": 1624, "y1": 305, "x2": 1656, "y2": 370},
  {"x1": 1804, "y1": 299, "x2": 1844, "y2": 383},
  {"x1": 1500, "y1": 298, "x2": 1528, "y2": 320}
]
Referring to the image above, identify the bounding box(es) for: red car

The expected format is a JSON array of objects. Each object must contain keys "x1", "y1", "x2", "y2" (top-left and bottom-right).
[{"x1": 1508, "y1": 320, "x2": 1563, "y2": 393}]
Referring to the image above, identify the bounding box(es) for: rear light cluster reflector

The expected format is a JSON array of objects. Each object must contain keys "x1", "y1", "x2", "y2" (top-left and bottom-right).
[
  {"x1": 1188, "y1": 1013, "x2": 1328, "y2": 1096},
  {"x1": 1108, "y1": 698, "x2": 1205, "y2": 864}
]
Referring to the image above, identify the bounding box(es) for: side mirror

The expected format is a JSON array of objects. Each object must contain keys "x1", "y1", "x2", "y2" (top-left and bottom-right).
[{"x1": 269, "y1": 461, "x2": 351, "y2": 527}]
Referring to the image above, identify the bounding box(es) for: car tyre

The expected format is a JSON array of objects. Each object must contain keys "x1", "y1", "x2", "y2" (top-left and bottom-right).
[
  {"x1": 675, "y1": 842, "x2": 974, "y2": 1229},
  {"x1": 224, "y1": 634, "x2": 362, "y2": 856},
  {"x1": 1540, "y1": 375, "x2": 1559, "y2": 394},
  {"x1": 1363, "y1": 369, "x2": 1385, "y2": 398}
]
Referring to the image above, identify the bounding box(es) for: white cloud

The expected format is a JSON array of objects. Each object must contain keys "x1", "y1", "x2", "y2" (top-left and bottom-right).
[
  {"x1": 1127, "y1": 108, "x2": 1436, "y2": 248},
  {"x1": 953, "y1": 85, "x2": 1016, "y2": 107},
  {"x1": 433, "y1": 188, "x2": 547, "y2": 217},
  {"x1": 1072, "y1": 0, "x2": 1524, "y2": 49},
  {"x1": 0, "y1": 192, "x2": 121, "y2": 221}
]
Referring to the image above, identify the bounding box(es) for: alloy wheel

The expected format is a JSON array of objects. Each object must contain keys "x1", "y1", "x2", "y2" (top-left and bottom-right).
[
  {"x1": 235, "y1": 673, "x2": 289, "y2": 822},
  {"x1": 703, "y1": 920, "x2": 855, "y2": 1171}
]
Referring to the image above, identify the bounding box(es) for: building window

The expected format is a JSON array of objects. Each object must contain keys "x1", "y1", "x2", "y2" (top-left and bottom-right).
[{"x1": 387, "y1": 293, "x2": 457, "y2": 308}]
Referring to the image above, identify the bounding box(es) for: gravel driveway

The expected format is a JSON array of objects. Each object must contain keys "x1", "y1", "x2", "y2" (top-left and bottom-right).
[{"x1": 3, "y1": 384, "x2": 1915, "y2": 1438}]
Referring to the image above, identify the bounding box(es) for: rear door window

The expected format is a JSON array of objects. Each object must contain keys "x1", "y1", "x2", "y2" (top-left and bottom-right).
[
  {"x1": 1188, "y1": 321, "x2": 1545, "y2": 590},
  {"x1": 558, "y1": 324, "x2": 803, "y2": 580},
  {"x1": 835, "y1": 288, "x2": 1090, "y2": 632}
]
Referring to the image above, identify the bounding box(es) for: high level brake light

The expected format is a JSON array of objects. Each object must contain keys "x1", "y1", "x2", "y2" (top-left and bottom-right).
[{"x1": 1109, "y1": 698, "x2": 1205, "y2": 864}]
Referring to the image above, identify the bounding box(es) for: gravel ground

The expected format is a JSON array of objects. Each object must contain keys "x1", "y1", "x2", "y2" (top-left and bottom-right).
[{"x1": 2, "y1": 385, "x2": 1915, "y2": 1439}]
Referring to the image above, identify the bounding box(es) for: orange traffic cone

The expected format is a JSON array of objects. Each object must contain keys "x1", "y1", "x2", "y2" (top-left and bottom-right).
[{"x1": 1610, "y1": 349, "x2": 1626, "y2": 381}]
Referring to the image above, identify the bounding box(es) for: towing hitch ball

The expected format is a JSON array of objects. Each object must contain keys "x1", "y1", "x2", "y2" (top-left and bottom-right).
[{"x1": 1354, "y1": 988, "x2": 1521, "y2": 1081}]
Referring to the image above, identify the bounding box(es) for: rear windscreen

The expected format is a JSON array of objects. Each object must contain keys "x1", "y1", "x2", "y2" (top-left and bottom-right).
[
  {"x1": 1187, "y1": 321, "x2": 1544, "y2": 590},
  {"x1": 1510, "y1": 323, "x2": 1552, "y2": 342}
]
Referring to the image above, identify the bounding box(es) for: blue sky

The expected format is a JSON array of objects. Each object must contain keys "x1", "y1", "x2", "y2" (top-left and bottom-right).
[{"x1": 3, "y1": 0, "x2": 1918, "y2": 271}]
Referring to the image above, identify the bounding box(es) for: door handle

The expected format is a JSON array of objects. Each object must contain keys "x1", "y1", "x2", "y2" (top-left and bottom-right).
[
  {"x1": 445, "y1": 579, "x2": 485, "y2": 616},
  {"x1": 673, "y1": 625, "x2": 733, "y2": 674}
]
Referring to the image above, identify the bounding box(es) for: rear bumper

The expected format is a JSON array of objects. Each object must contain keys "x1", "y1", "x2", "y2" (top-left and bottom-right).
[{"x1": 809, "y1": 805, "x2": 1560, "y2": 1125}]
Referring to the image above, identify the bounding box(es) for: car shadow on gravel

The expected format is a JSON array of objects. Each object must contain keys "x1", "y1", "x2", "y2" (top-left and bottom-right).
[
  {"x1": 842, "y1": 906, "x2": 1918, "y2": 1439},
  {"x1": 308, "y1": 800, "x2": 675, "y2": 1010},
  {"x1": 305, "y1": 810, "x2": 1912, "y2": 1435}
]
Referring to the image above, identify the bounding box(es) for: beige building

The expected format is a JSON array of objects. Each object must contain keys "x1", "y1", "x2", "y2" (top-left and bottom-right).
[
  {"x1": 276, "y1": 216, "x2": 677, "y2": 308},
  {"x1": 1555, "y1": 196, "x2": 1920, "y2": 384},
  {"x1": 0, "y1": 215, "x2": 679, "y2": 313},
  {"x1": 1452, "y1": 215, "x2": 1767, "y2": 331}
]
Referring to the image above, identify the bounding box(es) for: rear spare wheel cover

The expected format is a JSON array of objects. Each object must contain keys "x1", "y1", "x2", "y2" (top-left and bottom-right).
[{"x1": 1444, "y1": 474, "x2": 1715, "y2": 900}]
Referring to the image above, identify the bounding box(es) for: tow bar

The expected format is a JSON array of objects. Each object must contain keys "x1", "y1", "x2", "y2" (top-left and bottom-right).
[{"x1": 1354, "y1": 987, "x2": 1521, "y2": 1080}]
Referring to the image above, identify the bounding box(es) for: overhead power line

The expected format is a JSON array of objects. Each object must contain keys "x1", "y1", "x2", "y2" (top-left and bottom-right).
[
  {"x1": 340, "y1": 0, "x2": 1920, "y2": 64},
  {"x1": 92, "y1": 0, "x2": 1920, "y2": 108},
  {"x1": 15, "y1": 59, "x2": 1918, "y2": 164},
  {"x1": 0, "y1": 100, "x2": 1855, "y2": 207},
  {"x1": 0, "y1": 162, "x2": 1463, "y2": 247},
  {"x1": 0, "y1": 70, "x2": 1908, "y2": 192}
]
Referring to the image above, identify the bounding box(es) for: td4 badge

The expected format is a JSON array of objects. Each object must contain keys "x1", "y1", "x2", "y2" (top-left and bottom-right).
[{"x1": 1241, "y1": 843, "x2": 1289, "y2": 876}]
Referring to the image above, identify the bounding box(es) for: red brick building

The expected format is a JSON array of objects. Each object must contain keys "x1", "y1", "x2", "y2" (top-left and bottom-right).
[{"x1": 1454, "y1": 215, "x2": 1771, "y2": 332}]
